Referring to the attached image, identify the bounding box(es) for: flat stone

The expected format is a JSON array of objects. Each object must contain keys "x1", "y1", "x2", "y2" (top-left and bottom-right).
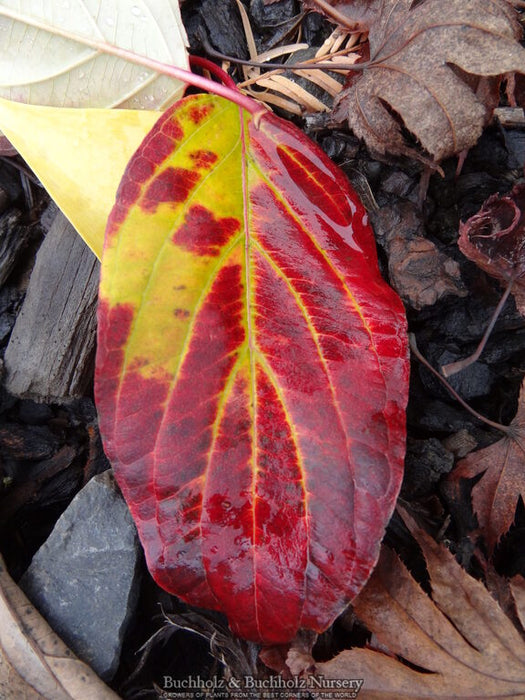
[{"x1": 20, "y1": 471, "x2": 141, "y2": 681}]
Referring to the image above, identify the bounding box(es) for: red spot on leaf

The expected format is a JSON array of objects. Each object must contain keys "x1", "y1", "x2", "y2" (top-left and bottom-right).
[
  {"x1": 141, "y1": 167, "x2": 201, "y2": 213},
  {"x1": 173, "y1": 205, "x2": 241, "y2": 256},
  {"x1": 173, "y1": 308, "x2": 190, "y2": 319},
  {"x1": 136, "y1": 110, "x2": 184, "y2": 165},
  {"x1": 141, "y1": 132, "x2": 176, "y2": 163},
  {"x1": 188, "y1": 103, "x2": 214, "y2": 124},
  {"x1": 116, "y1": 366, "x2": 171, "y2": 463},
  {"x1": 126, "y1": 156, "x2": 156, "y2": 186},
  {"x1": 162, "y1": 116, "x2": 185, "y2": 141},
  {"x1": 119, "y1": 180, "x2": 141, "y2": 207},
  {"x1": 189, "y1": 150, "x2": 219, "y2": 169},
  {"x1": 95, "y1": 300, "x2": 135, "y2": 452}
]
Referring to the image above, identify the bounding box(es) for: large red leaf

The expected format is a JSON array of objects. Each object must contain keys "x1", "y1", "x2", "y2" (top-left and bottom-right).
[{"x1": 95, "y1": 94, "x2": 409, "y2": 645}]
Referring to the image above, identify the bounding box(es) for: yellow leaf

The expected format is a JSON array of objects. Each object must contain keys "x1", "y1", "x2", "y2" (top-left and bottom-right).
[{"x1": 0, "y1": 97, "x2": 159, "y2": 258}]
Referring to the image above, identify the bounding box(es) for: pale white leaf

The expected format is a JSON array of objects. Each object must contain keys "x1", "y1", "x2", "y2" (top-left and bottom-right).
[{"x1": 0, "y1": 0, "x2": 189, "y2": 110}]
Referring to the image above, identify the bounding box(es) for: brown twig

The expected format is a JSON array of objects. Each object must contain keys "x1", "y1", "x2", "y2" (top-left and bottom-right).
[
  {"x1": 409, "y1": 333, "x2": 510, "y2": 435},
  {"x1": 308, "y1": 0, "x2": 364, "y2": 32},
  {"x1": 441, "y1": 275, "x2": 516, "y2": 377}
]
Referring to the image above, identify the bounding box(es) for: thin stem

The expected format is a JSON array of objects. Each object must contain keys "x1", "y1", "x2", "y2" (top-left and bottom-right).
[
  {"x1": 0, "y1": 6, "x2": 265, "y2": 117},
  {"x1": 189, "y1": 55, "x2": 237, "y2": 90},
  {"x1": 409, "y1": 334, "x2": 510, "y2": 435},
  {"x1": 442, "y1": 275, "x2": 516, "y2": 377},
  {"x1": 308, "y1": 0, "x2": 364, "y2": 31}
]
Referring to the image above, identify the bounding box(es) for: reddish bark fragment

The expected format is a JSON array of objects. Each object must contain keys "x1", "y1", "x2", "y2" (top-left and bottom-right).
[{"x1": 173, "y1": 205, "x2": 241, "y2": 256}]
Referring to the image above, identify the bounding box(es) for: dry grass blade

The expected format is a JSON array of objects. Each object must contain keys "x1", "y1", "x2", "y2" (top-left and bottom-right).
[
  {"x1": 237, "y1": 25, "x2": 364, "y2": 114},
  {"x1": 0, "y1": 555, "x2": 118, "y2": 699}
]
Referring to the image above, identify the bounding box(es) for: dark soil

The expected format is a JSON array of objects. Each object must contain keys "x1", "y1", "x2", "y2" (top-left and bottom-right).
[{"x1": 0, "y1": 1, "x2": 524, "y2": 698}]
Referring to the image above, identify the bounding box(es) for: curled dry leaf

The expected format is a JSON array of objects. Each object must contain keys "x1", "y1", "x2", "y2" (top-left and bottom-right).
[
  {"x1": 458, "y1": 182, "x2": 525, "y2": 316},
  {"x1": 0, "y1": 0, "x2": 188, "y2": 110},
  {"x1": 326, "y1": 0, "x2": 525, "y2": 163},
  {"x1": 446, "y1": 377, "x2": 525, "y2": 554},
  {"x1": 315, "y1": 525, "x2": 525, "y2": 698},
  {"x1": 0, "y1": 554, "x2": 118, "y2": 700}
]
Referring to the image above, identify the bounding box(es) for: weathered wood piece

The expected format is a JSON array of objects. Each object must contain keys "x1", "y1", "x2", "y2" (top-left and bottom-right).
[
  {"x1": 4, "y1": 212, "x2": 99, "y2": 401},
  {"x1": 0, "y1": 209, "x2": 34, "y2": 286}
]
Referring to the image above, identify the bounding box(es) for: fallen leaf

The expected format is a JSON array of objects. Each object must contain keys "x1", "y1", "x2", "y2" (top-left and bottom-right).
[
  {"x1": 0, "y1": 0, "x2": 188, "y2": 110},
  {"x1": 328, "y1": 0, "x2": 525, "y2": 162},
  {"x1": 315, "y1": 524, "x2": 525, "y2": 697},
  {"x1": 95, "y1": 92, "x2": 410, "y2": 645},
  {"x1": 0, "y1": 554, "x2": 118, "y2": 699},
  {"x1": 371, "y1": 202, "x2": 467, "y2": 309},
  {"x1": 0, "y1": 0, "x2": 189, "y2": 256},
  {"x1": 458, "y1": 182, "x2": 525, "y2": 316},
  {"x1": 446, "y1": 378, "x2": 525, "y2": 554},
  {"x1": 511, "y1": 575, "x2": 525, "y2": 630},
  {"x1": 0, "y1": 98, "x2": 159, "y2": 257}
]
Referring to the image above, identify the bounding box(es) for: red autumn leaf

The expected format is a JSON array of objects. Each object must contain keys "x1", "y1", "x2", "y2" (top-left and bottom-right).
[
  {"x1": 446, "y1": 378, "x2": 525, "y2": 554},
  {"x1": 94, "y1": 93, "x2": 409, "y2": 645},
  {"x1": 458, "y1": 182, "x2": 525, "y2": 316}
]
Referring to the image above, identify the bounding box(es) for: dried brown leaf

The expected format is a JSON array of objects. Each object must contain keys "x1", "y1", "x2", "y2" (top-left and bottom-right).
[
  {"x1": 458, "y1": 182, "x2": 525, "y2": 316},
  {"x1": 329, "y1": 0, "x2": 525, "y2": 162},
  {"x1": 315, "y1": 529, "x2": 525, "y2": 698},
  {"x1": 511, "y1": 576, "x2": 525, "y2": 630},
  {"x1": 0, "y1": 554, "x2": 119, "y2": 700},
  {"x1": 446, "y1": 378, "x2": 525, "y2": 554},
  {"x1": 371, "y1": 202, "x2": 467, "y2": 308}
]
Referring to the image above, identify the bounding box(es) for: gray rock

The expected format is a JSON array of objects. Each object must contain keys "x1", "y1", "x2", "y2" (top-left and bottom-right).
[{"x1": 20, "y1": 470, "x2": 141, "y2": 681}]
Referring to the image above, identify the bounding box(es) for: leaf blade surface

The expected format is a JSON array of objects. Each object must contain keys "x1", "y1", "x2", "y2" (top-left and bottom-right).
[
  {"x1": 0, "y1": 0, "x2": 188, "y2": 109},
  {"x1": 95, "y1": 94, "x2": 409, "y2": 643},
  {"x1": 0, "y1": 98, "x2": 159, "y2": 257}
]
